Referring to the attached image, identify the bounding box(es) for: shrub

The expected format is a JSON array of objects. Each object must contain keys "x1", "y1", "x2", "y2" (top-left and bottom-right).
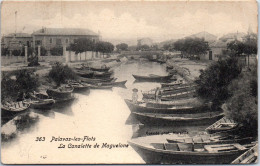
[
  {"x1": 1, "y1": 47, "x2": 9, "y2": 56},
  {"x1": 48, "y1": 62, "x2": 76, "y2": 86},
  {"x1": 50, "y1": 47, "x2": 63, "y2": 56},
  {"x1": 1, "y1": 69, "x2": 39, "y2": 102},
  {"x1": 36, "y1": 47, "x2": 47, "y2": 56},
  {"x1": 195, "y1": 57, "x2": 242, "y2": 106},
  {"x1": 12, "y1": 49, "x2": 22, "y2": 56}
]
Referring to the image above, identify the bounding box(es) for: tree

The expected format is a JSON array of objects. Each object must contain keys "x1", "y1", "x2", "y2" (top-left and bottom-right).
[
  {"x1": 227, "y1": 34, "x2": 257, "y2": 67},
  {"x1": 174, "y1": 37, "x2": 209, "y2": 58},
  {"x1": 195, "y1": 57, "x2": 242, "y2": 106},
  {"x1": 70, "y1": 38, "x2": 95, "y2": 54},
  {"x1": 48, "y1": 62, "x2": 76, "y2": 86},
  {"x1": 95, "y1": 41, "x2": 114, "y2": 58},
  {"x1": 116, "y1": 43, "x2": 128, "y2": 51},
  {"x1": 50, "y1": 47, "x2": 63, "y2": 56},
  {"x1": 137, "y1": 44, "x2": 150, "y2": 51},
  {"x1": 163, "y1": 43, "x2": 175, "y2": 51},
  {"x1": 1, "y1": 69, "x2": 40, "y2": 102},
  {"x1": 224, "y1": 64, "x2": 257, "y2": 136}
]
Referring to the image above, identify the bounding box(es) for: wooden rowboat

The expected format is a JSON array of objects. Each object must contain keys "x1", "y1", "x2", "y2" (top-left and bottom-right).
[
  {"x1": 88, "y1": 84, "x2": 113, "y2": 89},
  {"x1": 231, "y1": 144, "x2": 258, "y2": 164},
  {"x1": 128, "y1": 139, "x2": 249, "y2": 164},
  {"x1": 124, "y1": 99, "x2": 212, "y2": 114},
  {"x1": 90, "y1": 67, "x2": 110, "y2": 72},
  {"x1": 205, "y1": 117, "x2": 238, "y2": 134},
  {"x1": 46, "y1": 86, "x2": 74, "y2": 100},
  {"x1": 78, "y1": 76, "x2": 116, "y2": 84},
  {"x1": 74, "y1": 69, "x2": 94, "y2": 78},
  {"x1": 132, "y1": 111, "x2": 224, "y2": 126},
  {"x1": 1, "y1": 101, "x2": 30, "y2": 114},
  {"x1": 24, "y1": 93, "x2": 55, "y2": 109},
  {"x1": 166, "y1": 135, "x2": 255, "y2": 145},
  {"x1": 132, "y1": 74, "x2": 174, "y2": 82},
  {"x1": 93, "y1": 71, "x2": 113, "y2": 78},
  {"x1": 142, "y1": 90, "x2": 196, "y2": 100},
  {"x1": 98, "y1": 80, "x2": 127, "y2": 87},
  {"x1": 67, "y1": 82, "x2": 90, "y2": 92}
]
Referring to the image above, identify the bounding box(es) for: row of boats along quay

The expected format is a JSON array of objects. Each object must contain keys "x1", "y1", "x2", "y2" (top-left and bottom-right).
[{"x1": 1, "y1": 54, "x2": 258, "y2": 164}]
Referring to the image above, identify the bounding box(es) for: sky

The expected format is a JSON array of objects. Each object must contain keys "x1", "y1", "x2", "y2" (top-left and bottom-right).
[{"x1": 1, "y1": 1, "x2": 258, "y2": 44}]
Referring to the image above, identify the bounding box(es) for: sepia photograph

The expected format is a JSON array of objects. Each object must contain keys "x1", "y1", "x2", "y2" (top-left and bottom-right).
[{"x1": 1, "y1": 0, "x2": 258, "y2": 164}]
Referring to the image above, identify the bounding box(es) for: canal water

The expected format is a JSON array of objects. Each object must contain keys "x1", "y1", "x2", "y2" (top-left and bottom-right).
[{"x1": 1, "y1": 59, "x2": 208, "y2": 164}]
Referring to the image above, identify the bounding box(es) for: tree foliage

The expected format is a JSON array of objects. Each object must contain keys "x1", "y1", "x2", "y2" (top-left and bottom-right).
[
  {"x1": 137, "y1": 44, "x2": 150, "y2": 51},
  {"x1": 227, "y1": 34, "x2": 257, "y2": 56},
  {"x1": 95, "y1": 41, "x2": 114, "y2": 54},
  {"x1": 48, "y1": 62, "x2": 76, "y2": 86},
  {"x1": 116, "y1": 43, "x2": 128, "y2": 51},
  {"x1": 69, "y1": 38, "x2": 95, "y2": 54},
  {"x1": 174, "y1": 37, "x2": 209, "y2": 57},
  {"x1": 163, "y1": 43, "x2": 175, "y2": 51},
  {"x1": 1, "y1": 69, "x2": 40, "y2": 102},
  {"x1": 224, "y1": 64, "x2": 257, "y2": 136},
  {"x1": 195, "y1": 57, "x2": 242, "y2": 105},
  {"x1": 50, "y1": 47, "x2": 63, "y2": 56}
]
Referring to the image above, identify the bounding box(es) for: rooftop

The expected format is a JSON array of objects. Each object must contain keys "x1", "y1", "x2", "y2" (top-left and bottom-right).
[
  {"x1": 5, "y1": 33, "x2": 32, "y2": 38},
  {"x1": 32, "y1": 28, "x2": 99, "y2": 36}
]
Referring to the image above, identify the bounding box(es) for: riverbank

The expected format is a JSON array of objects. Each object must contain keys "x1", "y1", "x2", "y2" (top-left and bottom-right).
[{"x1": 167, "y1": 58, "x2": 212, "y2": 83}]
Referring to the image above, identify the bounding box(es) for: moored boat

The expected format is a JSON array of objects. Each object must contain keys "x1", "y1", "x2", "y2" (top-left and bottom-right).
[
  {"x1": 93, "y1": 71, "x2": 113, "y2": 78},
  {"x1": 142, "y1": 89, "x2": 196, "y2": 100},
  {"x1": 231, "y1": 144, "x2": 258, "y2": 164},
  {"x1": 132, "y1": 111, "x2": 224, "y2": 126},
  {"x1": 132, "y1": 74, "x2": 174, "y2": 82},
  {"x1": 99, "y1": 80, "x2": 127, "y2": 87},
  {"x1": 1, "y1": 101, "x2": 30, "y2": 115},
  {"x1": 128, "y1": 139, "x2": 249, "y2": 164},
  {"x1": 88, "y1": 84, "x2": 113, "y2": 89},
  {"x1": 90, "y1": 66, "x2": 110, "y2": 72},
  {"x1": 24, "y1": 93, "x2": 55, "y2": 109},
  {"x1": 74, "y1": 69, "x2": 94, "y2": 78},
  {"x1": 205, "y1": 117, "x2": 238, "y2": 134},
  {"x1": 124, "y1": 99, "x2": 212, "y2": 114},
  {"x1": 67, "y1": 82, "x2": 90, "y2": 92},
  {"x1": 46, "y1": 86, "x2": 74, "y2": 100},
  {"x1": 78, "y1": 76, "x2": 116, "y2": 84},
  {"x1": 166, "y1": 135, "x2": 255, "y2": 145}
]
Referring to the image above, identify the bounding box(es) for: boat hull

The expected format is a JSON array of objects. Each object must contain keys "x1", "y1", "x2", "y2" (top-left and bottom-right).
[
  {"x1": 90, "y1": 67, "x2": 110, "y2": 72},
  {"x1": 124, "y1": 99, "x2": 212, "y2": 114},
  {"x1": 133, "y1": 74, "x2": 173, "y2": 82},
  {"x1": 132, "y1": 112, "x2": 224, "y2": 126},
  {"x1": 128, "y1": 141, "x2": 246, "y2": 164},
  {"x1": 46, "y1": 88, "x2": 73, "y2": 100}
]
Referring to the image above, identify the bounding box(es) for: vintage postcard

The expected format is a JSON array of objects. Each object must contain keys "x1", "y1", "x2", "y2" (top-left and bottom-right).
[{"x1": 1, "y1": 0, "x2": 258, "y2": 164}]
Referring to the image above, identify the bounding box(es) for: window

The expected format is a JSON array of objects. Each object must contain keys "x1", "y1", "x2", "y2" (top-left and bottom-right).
[
  {"x1": 36, "y1": 40, "x2": 42, "y2": 46},
  {"x1": 65, "y1": 38, "x2": 69, "y2": 43},
  {"x1": 93, "y1": 39, "x2": 95, "y2": 43},
  {"x1": 50, "y1": 38, "x2": 52, "y2": 44},
  {"x1": 56, "y1": 38, "x2": 62, "y2": 45}
]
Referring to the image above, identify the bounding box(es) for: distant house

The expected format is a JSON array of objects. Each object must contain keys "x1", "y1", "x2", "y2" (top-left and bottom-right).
[
  {"x1": 32, "y1": 27, "x2": 100, "y2": 50},
  {"x1": 2, "y1": 33, "x2": 33, "y2": 49},
  {"x1": 137, "y1": 37, "x2": 153, "y2": 47}
]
